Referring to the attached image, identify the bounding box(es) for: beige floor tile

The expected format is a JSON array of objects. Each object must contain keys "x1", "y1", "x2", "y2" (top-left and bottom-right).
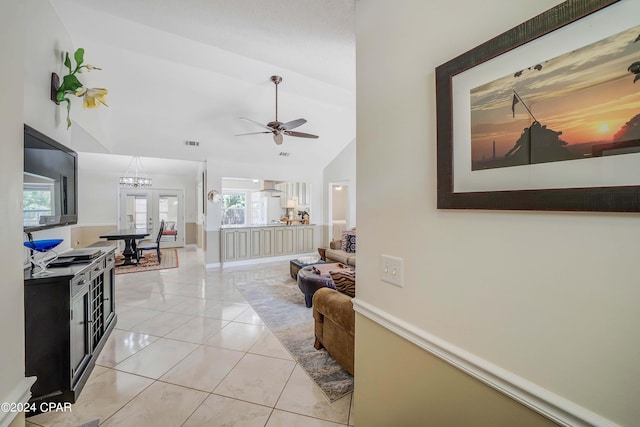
[
  {"x1": 114, "y1": 337, "x2": 198, "y2": 379},
  {"x1": 160, "y1": 345, "x2": 244, "y2": 392},
  {"x1": 249, "y1": 330, "x2": 294, "y2": 360},
  {"x1": 276, "y1": 366, "x2": 351, "y2": 424},
  {"x1": 266, "y1": 410, "x2": 347, "y2": 427},
  {"x1": 100, "y1": 381, "x2": 207, "y2": 427},
  {"x1": 165, "y1": 298, "x2": 221, "y2": 316},
  {"x1": 202, "y1": 302, "x2": 251, "y2": 320},
  {"x1": 163, "y1": 316, "x2": 229, "y2": 344},
  {"x1": 125, "y1": 293, "x2": 193, "y2": 312},
  {"x1": 159, "y1": 283, "x2": 207, "y2": 298},
  {"x1": 28, "y1": 369, "x2": 153, "y2": 427},
  {"x1": 234, "y1": 306, "x2": 266, "y2": 325},
  {"x1": 90, "y1": 364, "x2": 110, "y2": 378},
  {"x1": 128, "y1": 311, "x2": 194, "y2": 337},
  {"x1": 202, "y1": 288, "x2": 247, "y2": 303},
  {"x1": 113, "y1": 307, "x2": 163, "y2": 330},
  {"x1": 214, "y1": 353, "x2": 295, "y2": 406},
  {"x1": 96, "y1": 329, "x2": 158, "y2": 368},
  {"x1": 115, "y1": 288, "x2": 154, "y2": 305},
  {"x1": 183, "y1": 394, "x2": 272, "y2": 427},
  {"x1": 204, "y1": 321, "x2": 266, "y2": 351},
  {"x1": 40, "y1": 250, "x2": 350, "y2": 427}
]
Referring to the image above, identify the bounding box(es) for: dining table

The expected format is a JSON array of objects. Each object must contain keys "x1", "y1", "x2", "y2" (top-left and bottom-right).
[{"x1": 99, "y1": 228, "x2": 150, "y2": 266}]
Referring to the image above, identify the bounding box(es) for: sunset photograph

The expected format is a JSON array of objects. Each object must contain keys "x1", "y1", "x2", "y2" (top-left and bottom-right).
[{"x1": 470, "y1": 24, "x2": 640, "y2": 171}]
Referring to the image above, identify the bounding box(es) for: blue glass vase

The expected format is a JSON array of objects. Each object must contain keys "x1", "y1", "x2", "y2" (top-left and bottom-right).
[{"x1": 24, "y1": 239, "x2": 63, "y2": 276}]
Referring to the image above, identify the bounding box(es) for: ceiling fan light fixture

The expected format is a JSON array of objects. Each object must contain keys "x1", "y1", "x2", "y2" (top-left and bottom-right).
[
  {"x1": 236, "y1": 75, "x2": 319, "y2": 144},
  {"x1": 270, "y1": 75, "x2": 282, "y2": 85}
]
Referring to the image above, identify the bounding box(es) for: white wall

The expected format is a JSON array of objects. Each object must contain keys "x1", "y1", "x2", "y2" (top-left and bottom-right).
[
  {"x1": 0, "y1": 3, "x2": 31, "y2": 426},
  {"x1": 78, "y1": 153, "x2": 202, "y2": 226},
  {"x1": 356, "y1": 1, "x2": 639, "y2": 426},
  {"x1": 21, "y1": 0, "x2": 80, "y2": 249}
]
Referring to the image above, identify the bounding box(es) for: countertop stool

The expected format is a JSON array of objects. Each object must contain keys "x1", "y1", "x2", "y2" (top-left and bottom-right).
[{"x1": 297, "y1": 265, "x2": 336, "y2": 308}]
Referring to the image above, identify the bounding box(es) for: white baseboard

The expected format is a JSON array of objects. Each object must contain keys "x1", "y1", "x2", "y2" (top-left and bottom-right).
[
  {"x1": 0, "y1": 377, "x2": 36, "y2": 427},
  {"x1": 352, "y1": 298, "x2": 619, "y2": 427}
]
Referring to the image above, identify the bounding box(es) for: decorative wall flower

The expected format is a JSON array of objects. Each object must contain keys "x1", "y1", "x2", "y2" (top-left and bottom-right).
[
  {"x1": 52, "y1": 48, "x2": 108, "y2": 128},
  {"x1": 75, "y1": 87, "x2": 109, "y2": 109}
]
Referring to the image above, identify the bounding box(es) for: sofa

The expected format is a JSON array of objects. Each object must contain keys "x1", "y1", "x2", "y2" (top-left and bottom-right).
[
  {"x1": 312, "y1": 287, "x2": 355, "y2": 375},
  {"x1": 324, "y1": 230, "x2": 357, "y2": 266}
]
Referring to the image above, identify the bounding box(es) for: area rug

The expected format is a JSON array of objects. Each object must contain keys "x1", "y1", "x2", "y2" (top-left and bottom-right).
[
  {"x1": 234, "y1": 269, "x2": 353, "y2": 402},
  {"x1": 114, "y1": 249, "x2": 179, "y2": 274}
]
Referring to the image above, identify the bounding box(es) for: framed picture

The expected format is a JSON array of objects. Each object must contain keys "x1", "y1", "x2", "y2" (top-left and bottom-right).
[{"x1": 436, "y1": 0, "x2": 640, "y2": 211}]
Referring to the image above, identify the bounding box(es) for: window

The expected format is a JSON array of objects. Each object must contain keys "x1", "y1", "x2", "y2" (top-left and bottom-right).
[
  {"x1": 23, "y1": 183, "x2": 54, "y2": 226},
  {"x1": 222, "y1": 192, "x2": 246, "y2": 225},
  {"x1": 134, "y1": 197, "x2": 147, "y2": 229}
]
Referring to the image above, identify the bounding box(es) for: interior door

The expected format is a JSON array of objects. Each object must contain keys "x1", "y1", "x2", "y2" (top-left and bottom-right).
[
  {"x1": 118, "y1": 189, "x2": 185, "y2": 248},
  {"x1": 329, "y1": 182, "x2": 349, "y2": 242},
  {"x1": 120, "y1": 189, "x2": 152, "y2": 229}
]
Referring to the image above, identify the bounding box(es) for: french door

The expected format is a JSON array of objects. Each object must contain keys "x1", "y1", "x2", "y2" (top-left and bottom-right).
[{"x1": 118, "y1": 188, "x2": 185, "y2": 248}]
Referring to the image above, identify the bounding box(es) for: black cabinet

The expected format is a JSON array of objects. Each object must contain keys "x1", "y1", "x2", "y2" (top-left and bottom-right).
[
  {"x1": 70, "y1": 287, "x2": 90, "y2": 381},
  {"x1": 24, "y1": 247, "x2": 117, "y2": 410}
]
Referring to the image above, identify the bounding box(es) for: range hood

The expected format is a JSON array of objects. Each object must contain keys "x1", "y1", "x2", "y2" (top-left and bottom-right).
[{"x1": 259, "y1": 180, "x2": 282, "y2": 195}]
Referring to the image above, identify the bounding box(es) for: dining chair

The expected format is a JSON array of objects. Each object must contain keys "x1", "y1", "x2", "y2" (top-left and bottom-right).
[{"x1": 137, "y1": 220, "x2": 165, "y2": 263}]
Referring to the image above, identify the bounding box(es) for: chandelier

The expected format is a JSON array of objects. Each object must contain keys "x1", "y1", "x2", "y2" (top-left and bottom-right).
[{"x1": 119, "y1": 156, "x2": 152, "y2": 188}]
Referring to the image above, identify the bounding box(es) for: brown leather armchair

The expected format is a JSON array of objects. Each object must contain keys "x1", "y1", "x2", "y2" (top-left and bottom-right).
[{"x1": 312, "y1": 287, "x2": 355, "y2": 375}]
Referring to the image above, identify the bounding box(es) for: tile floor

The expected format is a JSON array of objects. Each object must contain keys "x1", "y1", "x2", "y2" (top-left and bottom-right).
[{"x1": 26, "y1": 248, "x2": 354, "y2": 427}]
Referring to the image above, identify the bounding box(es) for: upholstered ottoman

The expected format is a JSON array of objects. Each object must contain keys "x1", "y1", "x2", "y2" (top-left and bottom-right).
[
  {"x1": 290, "y1": 256, "x2": 324, "y2": 279},
  {"x1": 297, "y1": 266, "x2": 335, "y2": 308}
]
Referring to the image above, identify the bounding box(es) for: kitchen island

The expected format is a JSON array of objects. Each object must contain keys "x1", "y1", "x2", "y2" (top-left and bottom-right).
[{"x1": 220, "y1": 223, "x2": 316, "y2": 265}]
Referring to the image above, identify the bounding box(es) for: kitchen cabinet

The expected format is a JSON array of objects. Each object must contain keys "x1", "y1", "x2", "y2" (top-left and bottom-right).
[
  {"x1": 250, "y1": 227, "x2": 274, "y2": 258},
  {"x1": 274, "y1": 226, "x2": 296, "y2": 255},
  {"x1": 221, "y1": 225, "x2": 318, "y2": 265},
  {"x1": 296, "y1": 226, "x2": 315, "y2": 253},
  {"x1": 276, "y1": 182, "x2": 310, "y2": 207},
  {"x1": 24, "y1": 247, "x2": 116, "y2": 411},
  {"x1": 222, "y1": 228, "x2": 250, "y2": 261}
]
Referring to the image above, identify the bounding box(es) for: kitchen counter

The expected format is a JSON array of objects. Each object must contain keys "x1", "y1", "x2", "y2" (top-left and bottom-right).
[
  {"x1": 221, "y1": 224, "x2": 317, "y2": 264},
  {"x1": 221, "y1": 223, "x2": 314, "y2": 228}
]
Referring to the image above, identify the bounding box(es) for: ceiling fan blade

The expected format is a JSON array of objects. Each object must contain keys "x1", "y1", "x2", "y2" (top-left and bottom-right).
[
  {"x1": 240, "y1": 117, "x2": 274, "y2": 131},
  {"x1": 235, "y1": 131, "x2": 272, "y2": 136},
  {"x1": 273, "y1": 133, "x2": 284, "y2": 145},
  {"x1": 283, "y1": 130, "x2": 319, "y2": 139},
  {"x1": 281, "y1": 118, "x2": 307, "y2": 130}
]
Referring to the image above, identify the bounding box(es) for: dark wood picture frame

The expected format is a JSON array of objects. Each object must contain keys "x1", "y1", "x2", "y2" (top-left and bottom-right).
[{"x1": 435, "y1": 0, "x2": 640, "y2": 212}]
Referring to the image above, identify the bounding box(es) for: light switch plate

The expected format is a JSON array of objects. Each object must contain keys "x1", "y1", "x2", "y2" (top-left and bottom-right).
[{"x1": 380, "y1": 254, "x2": 403, "y2": 287}]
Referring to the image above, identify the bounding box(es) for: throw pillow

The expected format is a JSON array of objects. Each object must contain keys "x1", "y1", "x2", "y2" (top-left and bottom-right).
[
  {"x1": 329, "y1": 269, "x2": 356, "y2": 298},
  {"x1": 341, "y1": 231, "x2": 349, "y2": 251},
  {"x1": 342, "y1": 230, "x2": 356, "y2": 253}
]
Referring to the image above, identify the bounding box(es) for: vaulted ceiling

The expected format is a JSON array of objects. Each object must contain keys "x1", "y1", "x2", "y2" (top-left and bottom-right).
[{"x1": 49, "y1": 0, "x2": 356, "y2": 171}]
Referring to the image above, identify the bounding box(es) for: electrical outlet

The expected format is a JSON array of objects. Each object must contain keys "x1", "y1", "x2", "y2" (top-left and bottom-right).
[{"x1": 380, "y1": 254, "x2": 403, "y2": 287}]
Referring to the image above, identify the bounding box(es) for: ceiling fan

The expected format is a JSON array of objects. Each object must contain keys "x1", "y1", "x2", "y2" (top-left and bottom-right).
[{"x1": 236, "y1": 75, "x2": 319, "y2": 145}]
